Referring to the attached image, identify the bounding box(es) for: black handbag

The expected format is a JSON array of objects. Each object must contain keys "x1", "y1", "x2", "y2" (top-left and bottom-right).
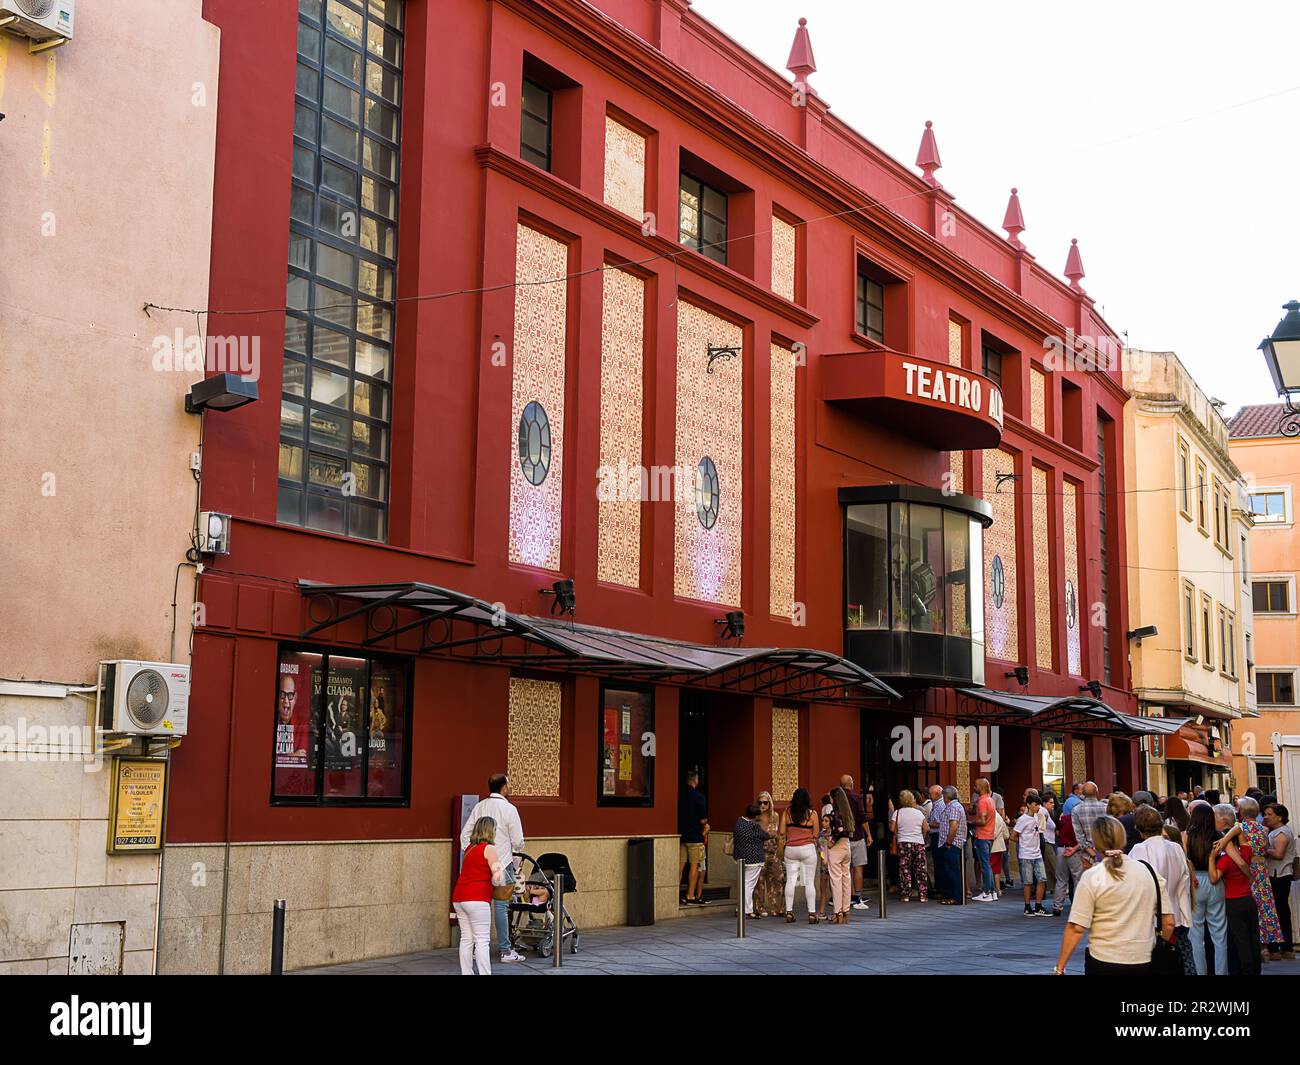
[{"x1": 1138, "y1": 859, "x2": 1182, "y2": 975}]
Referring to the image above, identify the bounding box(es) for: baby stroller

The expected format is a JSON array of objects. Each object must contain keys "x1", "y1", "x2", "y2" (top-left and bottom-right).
[{"x1": 509, "y1": 852, "x2": 580, "y2": 957}]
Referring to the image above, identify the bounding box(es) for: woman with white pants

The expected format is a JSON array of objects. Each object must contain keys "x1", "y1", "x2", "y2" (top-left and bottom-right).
[
  {"x1": 732, "y1": 802, "x2": 770, "y2": 916},
  {"x1": 451, "y1": 816, "x2": 507, "y2": 975},
  {"x1": 781, "y1": 788, "x2": 821, "y2": 923}
]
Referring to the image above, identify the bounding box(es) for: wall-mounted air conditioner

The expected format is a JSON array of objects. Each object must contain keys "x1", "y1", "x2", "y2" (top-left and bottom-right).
[
  {"x1": 98, "y1": 661, "x2": 190, "y2": 737},
  {"x1": 0, "y1": 1, "x2": 74, "y2": 51}
]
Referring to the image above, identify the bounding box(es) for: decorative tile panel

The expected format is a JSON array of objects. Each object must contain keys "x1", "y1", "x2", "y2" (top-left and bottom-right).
[
  {"x1": 1033, "y1": 466, "x2": 1053, "y2": 670},
  {"x1": 507, "y1": 676, "x2": 562, "y2": 797},
  {"x1": 1030, "y1": 367, "x2": 1047, "y2": 432},
  {"x1": 597, "y1": 268, "x2": 645, "y2": 587},
  {"x1": 769, "y1": 343, "x2": 796, "y2": 618},
  {"x1": 1071, "y1": 737, "x2": 1087, "y2": 787},
  {"x1": 770, "y1": 214, "x2": 796, "y2": 301},
  {"x1": 603, "y1": 116, "x2": 645, "y2": 220},
  {"x1": 508, "y1": 224, "x2": 567, "y2": 570},
  {"x1": 772, "y1": 706, "x2": 800, "y2": 801},
  {"x1": 955, "y1": 727, "x2": 970, "y2": 801},
  {"x1": 1064, "y1": 480, "x2": 1082, "y2": 675},
  {"x1": 674, "y1": 302, "x2": 743, "y2": 606},
  {"x1": 947, "y1": 319, "x2": 964, "y2": 492},
  {"x1": 982, "y1": 449, "x2": 1019, "y2": 661}
]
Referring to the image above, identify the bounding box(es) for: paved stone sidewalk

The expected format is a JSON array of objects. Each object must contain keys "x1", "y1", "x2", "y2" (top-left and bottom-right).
[{"x1": 297, "y1": 892, "x2": 1298, "y2": 976}]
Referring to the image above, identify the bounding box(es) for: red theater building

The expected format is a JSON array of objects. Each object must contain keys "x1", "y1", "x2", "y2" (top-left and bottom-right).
[{"x1": 163, "y1": 0, "x2": 1171, "y2": 970}]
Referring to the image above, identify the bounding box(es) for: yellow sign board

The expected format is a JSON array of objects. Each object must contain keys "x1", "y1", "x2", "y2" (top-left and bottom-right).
[{"x1": 107, "y1": 758, "x2": 168, "y2": 854}]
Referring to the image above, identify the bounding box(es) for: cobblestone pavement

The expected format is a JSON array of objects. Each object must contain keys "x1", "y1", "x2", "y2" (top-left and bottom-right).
[{"x1": 297, "y1": 891, "x2": 1299, "y2": 976}]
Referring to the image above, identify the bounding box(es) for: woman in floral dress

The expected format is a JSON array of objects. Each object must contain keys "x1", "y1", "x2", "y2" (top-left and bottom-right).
[
  {"x1": 1235, "y1": 798, "x2": 1283, "y2": 949},
  {"x1": 753, "y1": 791, "x2": 785, "y2": 918}
]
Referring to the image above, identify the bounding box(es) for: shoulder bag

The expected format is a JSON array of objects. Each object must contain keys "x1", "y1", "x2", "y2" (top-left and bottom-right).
[{"x1": 1138, "y1": 859, "x2": 1182, "y2": 976}]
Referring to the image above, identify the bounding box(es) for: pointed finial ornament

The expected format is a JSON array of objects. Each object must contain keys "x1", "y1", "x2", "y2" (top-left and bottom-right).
[
  {"x1": 1064, "y1": 238, "x2": 1086, "y2": 292},
  {"x1": 786, "y1": 17, "x2": 817, "y2": 87},
  {"x1": 916, "y1": 120, "x2": 942, "y2": 187},
  {"x1": 1002, "y1": 187, "x2": 1026, "y2": 249}
]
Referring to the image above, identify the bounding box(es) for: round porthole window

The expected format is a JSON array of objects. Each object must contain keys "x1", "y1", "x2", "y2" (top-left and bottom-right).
[
  {"x1": 695, "y1": 456, "x2": 720, "y2": 529},
  {"x1": 518, "y1": 401, "x2": 552, "y2": 486}
]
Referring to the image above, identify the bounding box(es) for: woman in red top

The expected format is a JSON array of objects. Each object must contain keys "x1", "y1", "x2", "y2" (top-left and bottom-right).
[
  {"x1": 452, "y1": 816, "x2": 506, "y2": 975},
  {"x1": 1211, "y1": 803, "x2": 1260, "y2": 976}
]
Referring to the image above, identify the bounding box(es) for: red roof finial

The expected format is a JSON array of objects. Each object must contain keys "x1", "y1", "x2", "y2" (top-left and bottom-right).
[
  {"x1": 786, "y1": 17, "x2": 817, "y2": 86},
  {"x1": 1064, "y1": 237, "x2": 1086, "y2": 292},
  {"x1": 1002, "y1": 187, "x2": 1026, "y2": 249},
  {"x1": 916, "y1": 120, "x2": 942, "y2": 187}
]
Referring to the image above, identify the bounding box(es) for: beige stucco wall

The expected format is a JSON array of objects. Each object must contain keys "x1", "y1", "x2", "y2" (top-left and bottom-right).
[
  {"x1": 0, "y1": 2, "x2": 219, "y2": 972},
  {"x1": 158, "y1": 835, "x2": 684, "y2": 973}
]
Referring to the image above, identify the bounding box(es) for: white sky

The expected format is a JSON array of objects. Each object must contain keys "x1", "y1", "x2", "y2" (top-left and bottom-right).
[{"x1": 690, "y1": 0, "x2": 1299, "y2": 414}]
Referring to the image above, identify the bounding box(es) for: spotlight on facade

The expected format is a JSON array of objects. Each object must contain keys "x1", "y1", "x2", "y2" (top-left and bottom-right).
[
  {"x1": 1080, "y1": 680, "x2": 1103, "y2": 699},
  {"x1": 185, "y1": 372, "x2": 259, "y2": 414},
  {"x1": 715, "y1": 610, "x2": 745, "y2": 642},
  {"x1": 541, "y1": 579, "x2": 576, "y2": 615},
  {"x1": 1258, "y1": 300, "x2": 1300, "y2": 435},
  {"x1": 1126, "y1": 625, "x2": 1158, "y2": 643},
  {"x1": 1004, "y1": 666, "x2": 1029, "y2": 687}
]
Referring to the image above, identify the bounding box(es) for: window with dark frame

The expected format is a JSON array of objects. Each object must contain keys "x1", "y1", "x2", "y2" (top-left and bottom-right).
[
  {"x1": 1183, "y1": 582, "x2": 1196, "y2": 659},
  {"x1": 282, "y1": 0, "x2": 403, "y2": 542},
  {"x1": 856, "y1": 271, "x2": 885, "y2": 343},
  {"x1": 1258, "y1": 670, "x2": 1296, "y2": 705},
  {"x1": 598, "y1": 684, "x2": 655, "y2": 806},
  {"x1": 1195, "y1": 460, "x2": 1207, "y2": 532},
  {"x1": 273, "y1": 646, "x2": 412, "y2": 805},
  {"x1": 1252, "y1": 580, "x2": 1291, "y2": 613},
  {"x1": 520, "y1": 76, "x2": 552, "y2": 171},
  {"x1": 679, "y1": 171, "x2": 728, "y2": 265},
  {"x1": 982, "y1": 345, "x2": 1004, "y2": 389}
]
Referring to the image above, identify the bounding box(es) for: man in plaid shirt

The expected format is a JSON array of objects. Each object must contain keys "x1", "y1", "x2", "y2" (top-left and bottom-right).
[
  {"x1": 1069, "y1": 781, "x2": 1107, "y2": 866},
  {"x1": 935, "y1": 785, "x2": 968, "y2": 903}
]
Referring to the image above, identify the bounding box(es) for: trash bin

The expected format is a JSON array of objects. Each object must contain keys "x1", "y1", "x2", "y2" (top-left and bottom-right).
[{"x1": 626, "y1": 837, "x2": 655, "y2": 926}]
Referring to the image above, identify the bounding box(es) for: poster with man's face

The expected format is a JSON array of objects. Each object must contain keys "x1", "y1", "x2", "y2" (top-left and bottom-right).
[{"x1": 273, "y1": 651, "x2": 322, "y2": 798}]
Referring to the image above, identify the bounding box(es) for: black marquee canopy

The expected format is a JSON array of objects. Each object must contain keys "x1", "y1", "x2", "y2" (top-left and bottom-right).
[
  {"x1": 299, "y1": 581, "x2": 902, "y2": 706},
  {"x1": 958, "y1": 687, "x2": 1189, "y2": 737}
]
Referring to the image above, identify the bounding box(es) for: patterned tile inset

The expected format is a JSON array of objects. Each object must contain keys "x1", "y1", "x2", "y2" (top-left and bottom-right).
[
  {"x1": 603, "y1": 116, "x2": 646, "y2": 220},
  {"x1": 674, "y1": 302, "x2": 743, "y2": 606},
  {"x1": 1064, "y1": 480, "x2": 1082, "y2": 676},
  {"x1": 1030, "y1": 367, "x2": 1047, "y2": 432},
  {"x1": 948, "y1": 318, "x2": 963, "y2": 367},
  {"x1": 955, "y1": 727, "x2": 970, "y2": 802},
  {"x1": 597, "y1": 268, "x2": 645, "y2": 587},
  {"x1": 982, "y1": 449, "x2": 1019, "y2": 662},
  {"x1": 507, "y1": 676, "x2": 562, "y2": 798},
  {"x1": 508, "y1": 224, "x2": 567, "y2": 570},
  {"x1": 772, "y1": 706, "x2": 800, "y2": 801},
  {"x1": 1071, "y1": 737, "x2": 1087, "y2": 788},
  {"x1": 771, "y1": 215, "x2": 796, "y2": 301},
  {"x1": 769, "y1": 343, "x2": 796, "y2": 619},
  {"x1": 1032, "y1": 466, "x2": 1053, "y2": 670},
  {"x1": 947, "y1": 319, "x2": 964, "y2": 492}
]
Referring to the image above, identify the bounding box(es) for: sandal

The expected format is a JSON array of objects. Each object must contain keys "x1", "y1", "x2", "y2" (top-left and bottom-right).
[
  {"x1": 785, "y1": 912, "x2": 795, "y2": 923},
  {"x1": 808, "y1": 914, "x2": 820, "y2": 925},
  {"x1": 900, "y1": 895, "x2": 911, "y2": 903}
]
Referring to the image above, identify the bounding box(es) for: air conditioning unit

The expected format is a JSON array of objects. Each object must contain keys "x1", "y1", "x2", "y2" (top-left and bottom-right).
[
  {"x1": 98, "y1": 661, "x2": 190, "y2": 737},
  {"x1": 0, "y1": 0, "x2": 74, "y2": 49}
]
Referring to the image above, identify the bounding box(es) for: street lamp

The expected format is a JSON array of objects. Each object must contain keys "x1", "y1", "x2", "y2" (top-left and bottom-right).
[{"x1": 1258, "y1": 300, "x2": 1300, "y2": 436}]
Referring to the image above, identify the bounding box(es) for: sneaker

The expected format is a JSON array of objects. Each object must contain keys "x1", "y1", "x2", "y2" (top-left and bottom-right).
[
  {"x1": 689, "y1": 896, "x2": 707, "y2": 906},
  {"x1": 1024, "y1": 905, "x2": 1034, "y2": 917},
  {"x1": 973, "y1": 892, "x2": 993, "y2": 902},
  {"x1": 852, "y1": 900, "x2": 870, "y2": 910},
  {"x1": 1050, "y1": 908, "x2": 1063, "y2": 917},
  {"x1": 499, "y1": 949, "x2": 525, "y2": 963},
  {"x1": 1034, "y1": 906, "x2": 1051, "y2": 917}
]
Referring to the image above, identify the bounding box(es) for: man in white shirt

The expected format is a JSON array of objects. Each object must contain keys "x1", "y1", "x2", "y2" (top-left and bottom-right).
[
  {"x1": 460, "y1": 773, "x2": 526, "y2": 963},
  {"x1": 1128, "y1": 804, "x2": 1192, "y2": 967}
]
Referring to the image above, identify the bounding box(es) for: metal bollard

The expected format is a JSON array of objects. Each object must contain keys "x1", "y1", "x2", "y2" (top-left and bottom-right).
[
  {"x1": 270, "y1": 898, "x2": 286, "y2": 975},
  {"x1": 552, "y1": 869, "x2": 564, "y2": 969},
  {"x1": 876, "y1": 849, "x2": 887, "y2": 919},
  {"x1": 736, "y1": 858, "x2": 747, "y2": 938}
]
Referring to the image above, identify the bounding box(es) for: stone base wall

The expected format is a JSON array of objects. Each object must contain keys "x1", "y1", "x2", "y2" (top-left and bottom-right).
[{"x1": 158, "y1": 834, "x2": 683, "y2": 973}]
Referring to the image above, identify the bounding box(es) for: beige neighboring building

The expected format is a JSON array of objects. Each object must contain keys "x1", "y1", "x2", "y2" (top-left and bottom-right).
[
  {"x1": 0, "y1": 4, "x2": 219, "y2": 972},
  {"x1": 1229, "y1": 403, "x2": 1300, "y2": 794},
  {"x1": 1123, "y1": 351, "x2": 1254, "y2": 798}
]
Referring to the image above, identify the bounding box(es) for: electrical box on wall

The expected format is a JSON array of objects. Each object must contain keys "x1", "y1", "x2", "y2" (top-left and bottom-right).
[{"x1": 0, "y1": 0, "x2": 75, "y2": 52}]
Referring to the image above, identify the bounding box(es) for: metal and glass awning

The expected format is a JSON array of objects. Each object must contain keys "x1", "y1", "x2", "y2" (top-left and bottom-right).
[
  {"x1": 299, "y1": 581, "x2": 901, "y2": 705},
  {"x1": 959, "y1": 687, "x2": 1189, "y2": 736}
]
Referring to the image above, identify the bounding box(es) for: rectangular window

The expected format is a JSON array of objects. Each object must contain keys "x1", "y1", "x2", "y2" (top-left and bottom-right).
[
  {"x1": 1201, "y1": 595, "x2": 1213, "y2": 671},
  {"x1": 856, "y1": 272, "x2": 885, "y2": 343},
  {"x1": 679, "y1": 171, "x2": 728, "y2": 265},
  {"x1": 273, "y1": 647, "x2": 411, "y2": 804},
  {"x1": 1241, "y1": 533, "x2": 1249, "y2": 581},
  {"x1": 1227, "y1": 612, "x2": 1236, "y2": 677},
  {"x1": 1183, "y1": 581, "x2": 1196, "y2": 660},
  {"x1": 1218, "y1": 605, "x2": 1228, "y2": 674},
  {"x1": 598, "y1": 684, "x2": 655, "y2": 806},
  {"x1": 1245, "y1": 632, "x2": 1254, "y2": 683},
  {"x1": 1212, "y1": 477, "x2": 1222, "y2": 546},
  {"x1": 846, "y1": 504, "x2": 889, "y2": 630},
  {"x1": 1258, "y1": 670, "x2": 1297, "y2": 705},
  {"x1": 520, "y1": 77, "x2": 552, "y2": 170},
  {"x1": 1253, "y1": 580, "x2": 1291, "y2": 613},
  {"x1": 1248, "y1": 491, "x2": 1288, "y2": 524},
  {"x1": 281, "y1": 0, "x2": 403, "y2": 542},
  {"x1": 1194, "y1": 459, "x2": 1207, "y2": 533},
  {"x1": 982, "y1": 346, "x2": 1004, "y2": 389},
  {"x1": 1177, "y1": 439, "x2": 1191, "y2": 517}
]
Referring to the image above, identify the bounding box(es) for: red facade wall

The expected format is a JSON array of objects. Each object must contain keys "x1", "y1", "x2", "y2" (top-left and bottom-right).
[{"x1": 179, "y1": 0, "x2": 1137, "y2": 846}]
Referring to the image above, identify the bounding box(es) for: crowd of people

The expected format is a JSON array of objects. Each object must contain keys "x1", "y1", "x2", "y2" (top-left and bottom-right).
[{"x1": 719, "y1": 774, "x2": 1298, "y2": 974}]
